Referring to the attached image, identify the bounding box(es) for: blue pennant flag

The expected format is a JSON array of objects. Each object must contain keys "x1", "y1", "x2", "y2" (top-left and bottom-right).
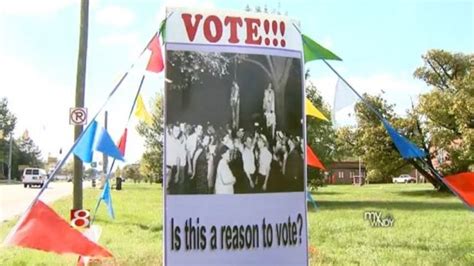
[
  {"x1": 94, "y1": 126, "x2": 125, "y2": 161},
  {"x1": 101, "y1": 178, "x2": 115, "y2": 219},
  {"x1": 72, "y1": 120, "x2": 98, "y2": 163},
  {"x1": 382, "y1": 120, "x2": 426, "y2": 159},
  {"x1": 307, "y1": 191, "x2": 318, "y2": 209}
]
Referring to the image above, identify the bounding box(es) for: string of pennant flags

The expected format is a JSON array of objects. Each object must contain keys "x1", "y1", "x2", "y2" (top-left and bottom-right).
[
  {"x1": 303, "y1": 35, "x2": 473, "y2": 210},
  {"x1": 2, "y1": 31, "x2": 161, "y2": 261},
  {"x1": 3, "y1": 16, "x2": 473, "y2": 262}
]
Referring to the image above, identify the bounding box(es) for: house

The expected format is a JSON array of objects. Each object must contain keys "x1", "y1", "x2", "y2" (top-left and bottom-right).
[{"x1": 327, "y1": 160, "x2": 366, "y2": 184}]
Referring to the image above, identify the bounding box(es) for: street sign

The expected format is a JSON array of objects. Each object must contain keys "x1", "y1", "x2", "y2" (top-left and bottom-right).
[{"x1": 69, "y1": 107, "x2": 88, "y2": 125}]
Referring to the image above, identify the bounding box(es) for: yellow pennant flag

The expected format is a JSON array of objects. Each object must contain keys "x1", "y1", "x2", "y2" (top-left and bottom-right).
[
  {"x1": 135, "y1": 94, "x2": 153, "y2": 125},
  {"x1": 305, "y1": 98, "x2": 329, "y2": 121}
]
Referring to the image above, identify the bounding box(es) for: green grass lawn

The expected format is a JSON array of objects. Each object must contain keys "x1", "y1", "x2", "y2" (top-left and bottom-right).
[
  {"x1": 0, "y1": 183, "x2": 163, "y2": 265},
  {"x1": 0, "y1": 183, "x2": 472, "y2": 265},
  {"x1": 308, "y1": 184, "x2": 473, "y2": 265}
]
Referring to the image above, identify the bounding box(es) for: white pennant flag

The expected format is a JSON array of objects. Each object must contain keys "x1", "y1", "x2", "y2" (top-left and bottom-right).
[{"x1": 332, "y1": 78, "x2": 359, "y2": 127}]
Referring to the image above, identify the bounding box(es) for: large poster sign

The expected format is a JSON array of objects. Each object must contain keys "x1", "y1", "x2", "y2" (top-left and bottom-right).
[{"x1": 164, "y1": 7, "x2": 308, "y2": 265}]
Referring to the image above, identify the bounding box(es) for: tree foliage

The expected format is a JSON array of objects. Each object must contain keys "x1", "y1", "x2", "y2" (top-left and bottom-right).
[
  {"x1": 3, "y1": 132, "x2": 45, "y2": 179},
  {"x1": 334, "y1": 50, "x2": 472, "y2": 188},
  {"x1": 349, "y1": 94, "x2": 411, "y2": 183},
  {"x1": 167, "y1": 50, "x2": 296, "y2": 129},
  {"x1": 0, "y1": 98, "x2": 17, "y2": 177},
  {"x1": 167, "y1": 52, "x2": 231, "y2": 91},
  {"x1": 414, "y1": 49, "x2": 473, "y2": 174},
  {"x1": 123, "y1": 163, "x2": 142, "y2": 183},
  {"x1": 305, "y1": 75, "x2": 338, "y2": 187},
  {"x1": 137, "y1": 93, "x2": 164, "y2": 184},
  {"x1": 0, "y1": 98, "x2": 17, "y2": 138},
  {"x1": 16, "y1": 132, "x2": 43, "y2": 168}
]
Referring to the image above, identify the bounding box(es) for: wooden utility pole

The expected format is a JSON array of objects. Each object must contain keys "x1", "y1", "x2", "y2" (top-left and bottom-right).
[{"x1": 73, "y1": 0, "x2": 89, "y2": 210}]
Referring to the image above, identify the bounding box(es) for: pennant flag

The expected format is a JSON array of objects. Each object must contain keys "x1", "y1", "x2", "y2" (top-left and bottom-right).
[
  {"x1": 382, "y1": 120, "x2": 426, "y2": 159},
  {"x1": 72, "y1": 120, "x2": 98, "y2": 163},
  {"x1": 302, "y1": 34, "x2": 342, "y2": 63},
  {"x1": 146, "y1": 34, "x2": 164, "y2": 73},
  {"x1": 135, "y1": 94, "x2": 153, "y2": 125},
  {"x1": 3, "y1": 200, "x2": 112, "y2": 258},
  {"x1": 94, "y1": 126, "x2": 125, "y2": 162},
  {"x1": 305, "y1": 98, "x2": 329, "y2": 121},
  {"x1": 159, "y1": 18, "x2": 167, "y2": 40},
  {"x1": 332, "y1": 78, "x2": 358, "y2": 126},
  {"x1": 117, "y1": 128, "x2": 128, "y2": 156},
  {"x1": 307, "y1": 191, "x2": 318, "y2": 209},
  {"x1": 100, "y1": 178, "x2": 115, "y2": 219},
  {"x1": 78, "y1": 225, "x2": 103, "y2": 266},
  {"x1": 306, "y1": 145, "x2": 326, "y2": 170},
  {"x1": 443, "y1": 172, "x2": 474, "y2": 208}
]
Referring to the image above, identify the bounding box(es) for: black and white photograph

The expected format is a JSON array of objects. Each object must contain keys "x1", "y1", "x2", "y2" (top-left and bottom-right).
[{"x1": 164, "y1": 50, "x2": 304, "y2": 195}]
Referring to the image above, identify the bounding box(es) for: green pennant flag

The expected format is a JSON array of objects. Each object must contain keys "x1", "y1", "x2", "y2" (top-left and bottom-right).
[
  {"x1": 302, "y1": 34, "x2": 342, "y2": 62},
  {"x1": 159, "y1": 18, "x2": 166, "y2": 41}
]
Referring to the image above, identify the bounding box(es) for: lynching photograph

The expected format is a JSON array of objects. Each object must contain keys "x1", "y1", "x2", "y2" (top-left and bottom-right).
[{"x1": 164, "y1": 50, "x2": 305, "y2": 195}]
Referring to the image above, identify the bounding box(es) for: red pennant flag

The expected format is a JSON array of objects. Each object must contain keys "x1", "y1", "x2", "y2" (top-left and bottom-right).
[
  {"x1": 117, "y1": 128, "x2": 128, "y2": 156},
  {"x1": 444, "y1": 172, "x2": 474, "y2": 208},
  {"x1": 306, "y1": 145, "x2": 325, "y2": 170},
  {"x1": 4, "y1": 200, "x2": 113, "y2": 258},
  {"x1": 146, "y1": 34, "x2": 164, "y2": 73}
]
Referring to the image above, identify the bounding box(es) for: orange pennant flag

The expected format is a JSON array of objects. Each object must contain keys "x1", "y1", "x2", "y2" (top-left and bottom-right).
[
  {"x1": 306, "y1": 145, "x2": 325, "y2": 170},
  {"x1": 3, "y1": 200, "x2": 113, "y2": 258},
  {"x1": 444, "y1": 172, "x2": 474, "y2": 208}
]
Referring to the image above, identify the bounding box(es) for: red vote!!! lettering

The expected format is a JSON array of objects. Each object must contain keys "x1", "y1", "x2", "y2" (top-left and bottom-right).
[{"x1": 181, "y1": 13, "x2": 286, "y2": 47}]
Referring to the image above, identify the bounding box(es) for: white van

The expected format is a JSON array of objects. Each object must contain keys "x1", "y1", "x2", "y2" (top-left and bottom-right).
[{"x1": 22, "y1": 168, "x2": 48, "y2": 188}]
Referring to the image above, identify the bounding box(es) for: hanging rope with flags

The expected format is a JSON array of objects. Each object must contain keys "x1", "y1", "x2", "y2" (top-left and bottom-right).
[
  {"x1": 301, "y1": 33, "x2": 473, "y2": 211},
  {"x1": 90, "y1": 31, "x2": 164, "y2": 224},
  {"x1": 3, "y1": 26, "x2": 166, "y2": 258}
]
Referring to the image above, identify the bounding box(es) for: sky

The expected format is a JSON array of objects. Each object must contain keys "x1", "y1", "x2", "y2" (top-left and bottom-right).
[{"x1": 0, "y1": 0, "x2": 472, "y2": 166}]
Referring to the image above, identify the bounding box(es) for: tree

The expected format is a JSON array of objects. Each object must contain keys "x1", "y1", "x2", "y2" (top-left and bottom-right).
[
  {"x1": 61, "y1": 159, "x2": 75, "y2": 177},
  {"x1": 123, "y1": 164, "x2": 142, "y2": 183},
  {"x1": 351, "y1": 94, "x2": 412, "y2": 183},
  {"x1": 0, "y1": 98, "x2": 17, "y2": 138},
  {"x1": 3, "y1": 131, "x2": 46, "y2": 179},
  {"x1": 16, "y1": 131, "x2": 43, "y2": 168},
  {"x1": 84, "y1": 168, "x2": 97, "y2": 179},
  {"x1": 167, "y1": 51, "x2": 296, "y2": 130},
  {"x1": 167, "y1": 52, "x2": 231, "y2": 91},
  {"x1": 137, "y1": 93, "x2": 164, "y2": 184},
  {"x1": 0, "y1": 98, "x2": 17, "y2": 177},
  {"x1": 239, "y1": 54, "x2": 294, "y2": 129},
  {"x1": 305, "y1": 74, "x2": 338, "y2": 187},
  {"x1": 140, "y1": 151, "x2": 162, "y2": 184},
  {"x1": 414, "y1": 49, "x2": 473, "y2": 175},
  {"x1": 333, "y1": 49, "x2": 473, "y2": 189}
]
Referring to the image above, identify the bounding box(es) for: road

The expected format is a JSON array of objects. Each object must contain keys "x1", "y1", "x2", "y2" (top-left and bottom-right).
[{"x1": 0, "y1": 181, "x2": 92, "y2": 222}]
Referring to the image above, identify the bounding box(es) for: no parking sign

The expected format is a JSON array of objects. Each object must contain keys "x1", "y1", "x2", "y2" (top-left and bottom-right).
[{"x1": 69, "y1": 107, "x2": 88, "y2": 125}]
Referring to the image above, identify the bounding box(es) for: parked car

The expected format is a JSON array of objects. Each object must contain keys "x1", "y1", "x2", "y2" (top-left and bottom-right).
[
  {"x1": 22, "y1": 168, "x2": 48, "y2": 188},
  {"x1": 392, "y1": 174, "x2": 416, "y2": 184}
]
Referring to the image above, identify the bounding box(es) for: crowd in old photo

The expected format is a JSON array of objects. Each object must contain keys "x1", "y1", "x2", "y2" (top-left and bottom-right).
[{"x1": 165, "y1": 122, "x2": 304, "y2": 195}]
